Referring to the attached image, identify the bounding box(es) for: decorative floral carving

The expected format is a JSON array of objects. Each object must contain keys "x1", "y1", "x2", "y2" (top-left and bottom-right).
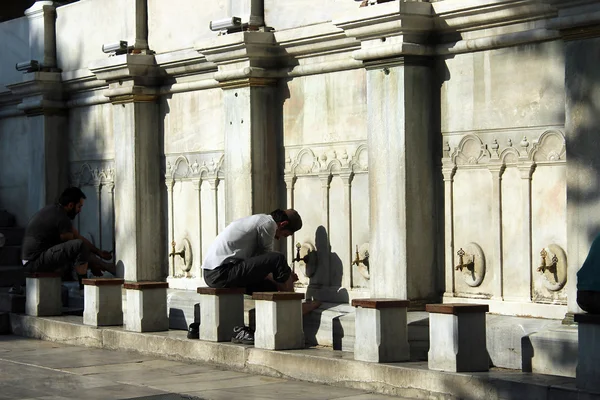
[
  {"x1": 164, "y1": 152, "x2": 224, "y2": 181},
  {"x1": 284, "y1": 142, "x2": 368, "y2": 180},
  {"x1": 69, "y1": 161, "x2": 115, "y2": 187}
]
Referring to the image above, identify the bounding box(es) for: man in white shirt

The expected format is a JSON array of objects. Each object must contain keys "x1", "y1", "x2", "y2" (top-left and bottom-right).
[{"x1": 202, "y1": 209, "x2": 302, "y2": 294}]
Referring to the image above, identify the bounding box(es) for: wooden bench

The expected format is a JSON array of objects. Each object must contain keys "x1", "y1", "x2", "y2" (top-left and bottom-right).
[
  {"x1": 352, "y1": 298, "x2": 410, "y2": 362},
  {"x1": 574, "y1": 313, "x2": 600, "y2": 392},
  {"x1": 123, "y1": 282, "x2": 169, "y2": 332},
  {"x1": 426, "y1": 303, "x2": 489, "y2": 372},
  {"x1": 252, "y1": 292, "x2": 304, "y2": 350},
  {"x1": 197, "y1": 287, "x2": 245, "y2": 342},
  {"x1": 25, "y1": 272, "x2": 62, "y2": 316},
  {"x1": 82, "y1": 278, "x2": 124, "y2": 326}
]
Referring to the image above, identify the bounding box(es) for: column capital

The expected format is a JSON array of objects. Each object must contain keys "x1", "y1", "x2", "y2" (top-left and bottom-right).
[
  {"x1": 334, "y1": 1, "x2": 433, "y2": 65},
  {"x1": 518, "y1": 162, "x2": 536, "y2": 180},
  {"x1": 488, "y1": 164, "x2": 506, "y2": 179},
  {"x1": 90, "y1": 54, "x2": 162, "y2": 104},
  {"x1": 7, "y1": 72, "x2": 64, "y2": 116},
  {"x1": 196, "y1": 31, "x2": 280, "y2": 86}
]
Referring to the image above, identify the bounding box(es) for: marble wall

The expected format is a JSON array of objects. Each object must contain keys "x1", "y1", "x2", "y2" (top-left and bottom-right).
[
  {"x1": 0, "y1": 17, "x2": 29, "y2": 93},
  {"x1": 441, "y1": 42, "x2": 568, "y2": 317},
  {"x1": 56, "y1": 0, "x2": 135, "y2": 73},
  {"x1": 0, "y1": 117, "x2": 30, "y2": 226}
]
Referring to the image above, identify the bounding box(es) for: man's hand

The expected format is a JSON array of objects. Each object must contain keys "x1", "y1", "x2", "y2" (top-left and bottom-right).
[{"x1": 98, "y1": 250, "x2": 112, "y2": 260}]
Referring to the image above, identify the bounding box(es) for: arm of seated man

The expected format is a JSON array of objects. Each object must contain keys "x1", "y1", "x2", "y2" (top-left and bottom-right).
[{"x1": 61, "y1": 227, "x2": 112, "y2": 260}]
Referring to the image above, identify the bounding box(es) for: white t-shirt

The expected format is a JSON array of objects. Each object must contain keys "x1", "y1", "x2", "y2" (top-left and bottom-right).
[{"x1": 201, "y1": 214, "x2": 277, "y2": 270}]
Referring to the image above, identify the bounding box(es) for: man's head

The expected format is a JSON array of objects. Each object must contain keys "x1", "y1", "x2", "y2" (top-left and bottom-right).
[
  {"x1": 58, "y1": 187, "x2": 87, "y2": 220},
  {"x1": 270, "y1": 209, "x2": 303, "y2": 239}
]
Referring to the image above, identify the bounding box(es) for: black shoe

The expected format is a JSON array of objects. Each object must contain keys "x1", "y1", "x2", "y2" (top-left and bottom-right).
[
  {"x1": 231, "y1": 326, "x2": 254, "y2": 345},
  {"x1": 187, "y1": 322, "x2": 199, "y2": 339},
  {"x1": 8, "y1": 285, "x2": 24, "y2": 295}
]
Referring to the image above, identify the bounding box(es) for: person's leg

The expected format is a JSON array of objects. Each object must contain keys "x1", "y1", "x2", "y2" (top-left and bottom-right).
[
  {"x1": 225, "y1": 252, "x2": 292, "y2": 292},
  {"x1": 28, "y1": 239, "x2": 89, "y2": 276}
]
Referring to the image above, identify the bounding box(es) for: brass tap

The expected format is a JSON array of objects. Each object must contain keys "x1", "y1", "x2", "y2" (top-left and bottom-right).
[
  {"x1": 169, "y1": 240, "x2": 186, "y2": 265},
  {"x1": 352, "y1": 245, "x2": 369, "y2": 266},
  {"x1": 537, "y1": 249, "x2": 558, "y2": 273},
  {"x1": 455, "y1": 248, "x2": 474, "y2": 271},
  {"x1": 292, "y1": 242, "x2": 309, "y2": 264}
]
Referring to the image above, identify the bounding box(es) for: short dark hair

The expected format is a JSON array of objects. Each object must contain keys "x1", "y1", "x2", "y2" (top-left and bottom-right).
[
  {"x1": 58, "y1": 187, "x2": 86, "y2": 206},
  {"x1": 270, "y1": 209, "x2": 302, "y2": 233}
]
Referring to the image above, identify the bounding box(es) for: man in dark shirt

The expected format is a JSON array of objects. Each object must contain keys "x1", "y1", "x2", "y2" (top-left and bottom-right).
[{"x1": 21, "y1": 187, "x2": 115, "y2": 278}]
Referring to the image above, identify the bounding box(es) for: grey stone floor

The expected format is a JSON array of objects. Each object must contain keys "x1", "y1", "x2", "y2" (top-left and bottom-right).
[{"x1": 0, "y1": 335, "x2": 412, "y2": 400}]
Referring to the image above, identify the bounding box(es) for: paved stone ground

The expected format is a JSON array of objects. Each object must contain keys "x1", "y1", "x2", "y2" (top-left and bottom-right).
[{"x1": 0, "y1": 335, "x2": 413, "y2": 400}]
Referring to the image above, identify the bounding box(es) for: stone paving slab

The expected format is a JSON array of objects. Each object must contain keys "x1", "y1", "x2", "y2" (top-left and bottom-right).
[
  {"x1": 9, "y1": 313, "x2": 600, "y2": 400},
  {"x1": 0, "y1": 335, "x2": 407, "y2": 400}
]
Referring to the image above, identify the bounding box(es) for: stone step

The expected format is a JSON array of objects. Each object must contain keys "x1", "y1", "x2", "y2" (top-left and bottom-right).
[
  {"x1": 0, "y1": 312, "x2": 9, "y2": 334},
  {"x1": 0, "y1": 227, "x2": 24, "y2": 246},
  {"x1": 0, "y1": 265, "x2": 24, "y2": 287},
  {"x1": 0, "y1": 246, "x2": 21, "y2": 266},
  {"x1": 0, "y1": 287, "x2": 25, "y2": 314}
]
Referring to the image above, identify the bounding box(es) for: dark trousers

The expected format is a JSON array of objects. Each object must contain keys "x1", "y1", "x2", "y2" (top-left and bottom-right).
[
  {"x1": 578, "y1": 290, "x2": 600, "y2": 314},
  {"x1": 25, "y1": 239, "x2": 89, "y2": 276},
  {"x1": 203, "y1": 252, "x2": 292, "y2": 295}
]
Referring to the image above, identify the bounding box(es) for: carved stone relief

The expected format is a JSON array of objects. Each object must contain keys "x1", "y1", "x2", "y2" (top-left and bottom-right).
[
  {"x1": 442, "y1": 128, "x2": 567, "y2": 305},
  {"x1": 165, "y1": 151, "x2": 225, "y2": 287},
  {"x1": 284, "y1": 142, "x2": 369, "y2": 297}
]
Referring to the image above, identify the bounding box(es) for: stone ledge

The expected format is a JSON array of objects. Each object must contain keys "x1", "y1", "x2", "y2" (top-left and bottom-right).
[
  {"x1": 426, "y1": 303, "x2": 489, "y2": 315},
  {"x1": 82, "y1": 278, "x2": 125, "y2": 286},
  {"x1": 123, "y1": 282, "x2": 168, "y2": 290},
  {"x1": 8, "y1": 313, "x2": 598, "y2": 400},
  {"x1": 252, "y1": 292, "x2": 305, "y2": 301},
  {"x1": 197, "y1": 287, "x2": 246, "y2": 295},
  {"x1": 352, "y1": 298, "x2": 410, "y2": 309}
]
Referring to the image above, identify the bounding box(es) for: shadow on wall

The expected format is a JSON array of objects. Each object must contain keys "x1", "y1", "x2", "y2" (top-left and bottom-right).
[{"x1": 306, "y1": 225, "x2": 349, "y2": 303}]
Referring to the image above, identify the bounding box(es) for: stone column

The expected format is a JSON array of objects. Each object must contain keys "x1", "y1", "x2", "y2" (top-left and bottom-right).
[
  {"x1": 442, "y1": 164, "x2": 456, "y2": 298},
  {"x1": 564, "y1": 36, "x2": 600, "y2": 319},
  {"x1": 335, "y1": 1, "x2": 436, "y2": 300},
  {"x1": 8, "y1": 2, "x2": 66, "y2": 215},
  {"x1": 488, "y1": 164, "x2": 505, "y2": 300},
  {"x1": 199, "y1": 32, "x2": 281, "y2": 224},
  {"x1": 365, "y1": 59, "x2": 435, "y2": 300},
  {"x1": 519, "y1": 162, "x2": 535, "y2": 302},
  {"x1": 90, "y1": 55, "x2": 163, "y2": 281}
]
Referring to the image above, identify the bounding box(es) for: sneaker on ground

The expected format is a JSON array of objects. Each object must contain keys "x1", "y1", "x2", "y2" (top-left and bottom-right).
[
  {"x1": 231, "y1": 325, "x2": 254, "y2": 345},
  {"x1": 187, "y1": 322, "x2": 199, "y2": 339}
]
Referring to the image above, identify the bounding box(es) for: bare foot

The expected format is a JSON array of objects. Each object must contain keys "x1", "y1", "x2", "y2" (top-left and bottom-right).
[{"x1": 302, "y1": 300, "x2": 322, "y2": 315}]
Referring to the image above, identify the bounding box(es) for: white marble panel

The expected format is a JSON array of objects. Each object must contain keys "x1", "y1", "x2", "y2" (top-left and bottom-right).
[
  {"x1": 100, "y1": 185, "x2": 114, "y2": 252},
  {"x1": 56, "y1": 0, "x2": 135, "y2": 73},
  {"x1": 68, "y1": 103, "x2": 115, "y2": 161},
  {"x1": 351, "y1": 173, "x2": 369, "y2": 289},
  {"x1": 163, "y1": 89, "x2": 224, "y2": 154},
  {"x1": 149, "y1": 0, "x2": 228, "y2": 54},
  {"x1": 531, "y1": 164, "x2": 567, "y2": 303},
  {"x1": 0, "y1": 116, "x2": 30, "y2": 226},
  {"x1": 200, "y1": 180, "x2": 218, "y2": 265},
  {"x1": 501, "y1": 167, "x2": 529, "y2": 301},
  {"x1": 76, "y1": 185, "x2": 100, "y2": 247},
  {"x1": 265, "y1": 0, "x2": 358, "y2": 31},
  {"x1": 0, "y1": 17, "x2": 29, "y2": 92},
  {"x1": 172, "y1": 180, "x2": 200, "y2": 278},
  {"x1": 453, "y1": 169, "x2": 494, "y2": 296},
  {"x1": 328, "y1": 176, "x2": 347, "y2": 290},
  {"x1": 283, "y1": 70, "x2": 367, "y2": 147},
  {"x1": 441, "y1": 42, "x2": 565, "y2": 133},
  {"x1": 293, "y1": 176, "x2": 324, "y2": 287}
]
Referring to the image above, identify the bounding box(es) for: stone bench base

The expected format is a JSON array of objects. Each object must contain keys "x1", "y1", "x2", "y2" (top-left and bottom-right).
[
  {"x1": 83, "y1": 278, "x2": 124, "y2": 326},
  {"x1": 575, "y1": 313, "x2": 600, "y2": 392},
  {"x1": 197, "y1": 287, "x2": 245, "y2": 342},
  {"x1": 123, "y1": 282, "x2": 169, "y2": 332},
  {"x1": 25, "y1": 273, "x2": 62, "y2": 317},
  {"x1": 252, "y1": 292, "x2": 304, "y2": 350},
  {"x1": 426, "y1": 303, "x2": 489, "y2": 372},
  {"x1": 352, "y1": 298, "x2": 410, "y2": 363}
]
